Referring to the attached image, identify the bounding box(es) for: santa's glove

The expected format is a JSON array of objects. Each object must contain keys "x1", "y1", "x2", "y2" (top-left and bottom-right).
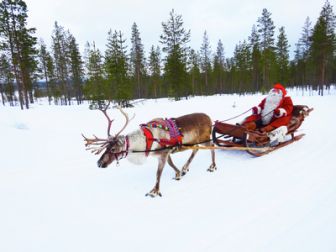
[
  {"x1": 252, "y1": 106, "x2": 260, "y2": 115},
  {"x1": 274, "y1": 108, "x2": 287, "y2": 118}
]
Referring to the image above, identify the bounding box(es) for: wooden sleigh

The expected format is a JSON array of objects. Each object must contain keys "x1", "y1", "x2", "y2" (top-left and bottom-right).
[{"x1": 212, "y1": 105, "x2": 314, "y2": 156}]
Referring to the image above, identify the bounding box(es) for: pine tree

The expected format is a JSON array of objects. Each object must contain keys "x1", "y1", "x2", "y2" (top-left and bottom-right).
[
  {"x1": 51, "y1": 22, "x2": 71, "y2": 105},
  {"x1": 299, "y1": 17, "x2": 313, "y2": 60},
  {"x1": 148, "y1": 45, "x2": 161, "y2": 98},
  {"x1": 249, "y1": 25, "x2": 262, "y2": 91},
  {"x1": 310, "y1": 0, "x2": 336, "y2": 95},
  {"x1": 200, "y1": 31, "x2": 212, "y2": 94},
  {"x1": 225, "y1": 57, "x2": 236, "y2": 93},
  {"x1": 68, "y1": 34, "x2": 84, "y2": 104},
  {"x1": 213, "y1": 39, "x2": 225, "y2": 94},
  {"x1": 38, "y1": 39, "x2": 53, "y2": 104},
  {"x1": 105, "y1": 30, "x2": 131, "y2": 105},
  {"x1": 188, "y1": 49, "x2": 201, "y2": 95},
  {"x1": 257, "y1": 8, "x2": 276, "y2": 90},
  {"x1": 233, "y1": 40, "x2": 252, "y2": 93},
  {"x1": 0, "y1": 0, "x2": 38, "y2": 109},
  {"x1": 160, "y1": 9, "x2": 191, "y2": 99},
  {"x1": 0, "y1": 53, "x2": 15, "y2": 106},
  {"x1": 84, "y1": 41, "x2": 106, "y2": 101},
  {"x1": 130, "y1": 22, "x2": 146, "y2": 98},
  {"x1": 294, "y1": 17, "x2": 312, "y2": 87},
  {"x1": 0, "y1": 55, "x2": 7, "y2": 106},
  {"x1": 275, "y1": 26, "x2": 290, "y2": 84}
]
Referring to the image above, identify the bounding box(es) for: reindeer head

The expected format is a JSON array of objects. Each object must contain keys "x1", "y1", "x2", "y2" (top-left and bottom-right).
[
  {"x1": 83, "y1": 102, "x2": 133, "y2": 168},
  {"x1": 97, "y1": 136, "x2": 126, "y2": 168}
]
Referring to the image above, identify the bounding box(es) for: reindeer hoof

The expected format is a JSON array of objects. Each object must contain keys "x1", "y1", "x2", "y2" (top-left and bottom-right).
[
  {"x1": 173, "y1": 175, "x2": 181, "y2": 180},
  {"x1": 181, "y1": 166, "x2": 189, "y2": 176},
  {"x1": 207, "y1": 164, "x2": 217, "y2": 172},
  {"x1": 173, "y1": 172, "x2": 181, "y2": 180},
  {"x1": 146, "y1": 190, "x2": 162, "y2": 197}
]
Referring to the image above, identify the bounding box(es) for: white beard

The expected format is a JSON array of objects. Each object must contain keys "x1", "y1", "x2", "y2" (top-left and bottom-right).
[{"x1": 261, "y1": 92, "x2": 282, "y2": 125}]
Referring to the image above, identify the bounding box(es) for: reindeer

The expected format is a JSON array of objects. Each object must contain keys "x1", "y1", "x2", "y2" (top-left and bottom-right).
[{"x1": 83, "y1": 104, "x2": 217, "y2": 197}]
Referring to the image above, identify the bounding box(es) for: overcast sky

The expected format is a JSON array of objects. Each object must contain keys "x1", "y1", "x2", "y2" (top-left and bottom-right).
[{"x1": 24, "y1": 0, "x2": 328, "y2": 59}]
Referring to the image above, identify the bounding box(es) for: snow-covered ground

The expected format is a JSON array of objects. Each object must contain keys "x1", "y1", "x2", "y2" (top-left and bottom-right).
[{"x1": 1, "y1": 89, "x2": 335, "y2": 252}]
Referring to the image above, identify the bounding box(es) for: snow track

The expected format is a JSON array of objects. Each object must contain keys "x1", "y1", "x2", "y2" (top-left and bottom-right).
[{"x1": 0, "y1": 92, "x2": 335, "y2": 252}]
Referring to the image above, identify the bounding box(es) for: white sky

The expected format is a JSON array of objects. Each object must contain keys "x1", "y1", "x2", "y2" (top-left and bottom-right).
[{"x1": 25, "y1": 0, "x2": 328, "y2": 59}]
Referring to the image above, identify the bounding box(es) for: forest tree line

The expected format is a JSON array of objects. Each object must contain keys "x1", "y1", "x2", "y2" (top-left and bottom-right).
[{"x1": 0, "y1": 0, "x2": 335, "y2": 109}]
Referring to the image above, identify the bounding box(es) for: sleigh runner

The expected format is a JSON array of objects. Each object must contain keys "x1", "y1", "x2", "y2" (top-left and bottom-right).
[{"x1": 212, "y1": 105, "x2": 313, "y2": 156}]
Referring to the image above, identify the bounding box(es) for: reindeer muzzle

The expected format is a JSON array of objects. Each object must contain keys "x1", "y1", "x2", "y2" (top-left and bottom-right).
[{"x1": 97, "y1": 150, "x2": 116, "y2": 168}]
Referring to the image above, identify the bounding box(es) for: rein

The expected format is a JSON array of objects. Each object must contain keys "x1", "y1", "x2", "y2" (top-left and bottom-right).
[
  {"x1": 217, "y1": 107, "x2": 278, "y2": 123},
  {"x1": 217, "y1": 108, "x2": 252, "y2": 123},
  {"x1": 128, "y1": 140, "x2": 271, "y2": 153},
  {"x1": 113, "y1": 136, "x2": 129, "y2": 164}
]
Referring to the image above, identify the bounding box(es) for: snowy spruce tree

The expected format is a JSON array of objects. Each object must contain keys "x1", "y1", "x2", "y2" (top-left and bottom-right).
[
  {"x1": 130, "y1": 22, "x2": 146, "y2": 99},
  {"x1": 160, "y1": 9, "x2": 191, "y2": 100},
  {"x1": 105, "y1": 30, "x2": 132, "y2": 106}
]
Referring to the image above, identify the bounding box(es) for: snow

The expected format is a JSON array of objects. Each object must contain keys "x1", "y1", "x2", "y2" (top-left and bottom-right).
[{"x1": 1, "y1": 89, "x2": 336, "y2": 252}]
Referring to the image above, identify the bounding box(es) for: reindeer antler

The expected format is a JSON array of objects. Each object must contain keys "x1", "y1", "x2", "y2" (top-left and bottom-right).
[
  {"x1": 98, "y1": 101, "x2": 114, "y2": 137},
  {"x1": 115, "y1": 106, "x2": 135, "y2": 137},
  {"x1": 81, "y1": 134, "x2": 113, "y2": 155},
  {"x1": 82, "y1": 102, "x2": 135, "y2": 155}
]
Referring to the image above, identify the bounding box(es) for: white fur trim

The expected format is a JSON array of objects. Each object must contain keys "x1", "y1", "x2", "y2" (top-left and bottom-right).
[
  {"x1": 274, "y1": 108, "x2": 287, "y2": 118},
  {"x1": 267, "y1": 126, "x2": 288, "y2": 143},
  {"x1": 256, "y1": 106, "x2": 262, "y2": 114}
]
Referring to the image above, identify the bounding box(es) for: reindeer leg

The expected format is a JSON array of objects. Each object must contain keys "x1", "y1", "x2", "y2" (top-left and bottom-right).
[
  {"x1": 204, "y1": 142, "x2": 217, "y2": 172},
  {"x1": 167, "y1": 155, "x2": 181, "y2": 180},
  {"x1": 181, "y1": 149, "x2": 199, "y2": 176},
  {"x1": 146, "y1": 153, "x2": 169, "y2": 197}
]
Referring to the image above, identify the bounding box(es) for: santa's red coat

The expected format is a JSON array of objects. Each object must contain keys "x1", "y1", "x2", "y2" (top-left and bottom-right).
[{"x1": 244, "y1": 96, "x2": 294, "y2": 128}]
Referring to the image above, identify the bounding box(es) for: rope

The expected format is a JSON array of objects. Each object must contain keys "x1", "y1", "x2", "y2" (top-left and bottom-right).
[
  {"x1": 217, "y1": 108, "x2": 252, "y2": 123},
  {"x1": 129, "y1": 136, "x2": 270, "y2": 154},
  {"x1": 180, "y1": 145, "x2": 272, "y2": 152},
  {"x1": 130, "y1": 137, "x2": 218, "y2": 154}
]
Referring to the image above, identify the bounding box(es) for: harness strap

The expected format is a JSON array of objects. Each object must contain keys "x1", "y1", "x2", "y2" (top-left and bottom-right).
[
  {"x1": 114, "y1": 136, "x2": 129, "y2": 164},
  {"x1": 158, "y1": 136, "x2": 182, "y2": 147},
  {"x1": 141, "y1": 127, "x2": 155, "y2": 156},
  {"x1": 141, "y1": 119, "x2": 184, "y2": 156}
]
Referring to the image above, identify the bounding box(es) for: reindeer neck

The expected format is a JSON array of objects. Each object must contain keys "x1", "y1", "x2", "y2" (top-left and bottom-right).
[
  {"x1": 125, "y1": 129, "x2": 148, "y2": 165},
  {"x1": 127, "y1": 129, "x2": 147, "y2": 152}
]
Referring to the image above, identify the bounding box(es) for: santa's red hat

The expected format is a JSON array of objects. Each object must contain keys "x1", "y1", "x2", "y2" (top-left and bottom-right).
[{"x1": 273, "y1": 83, "x2": 287, "y2": 96}]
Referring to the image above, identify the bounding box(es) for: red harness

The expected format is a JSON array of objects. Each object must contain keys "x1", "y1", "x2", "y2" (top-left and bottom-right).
[
  {"x1": 141, "y1": 127, "x2": 155, "y2": 156},
  {"x1": 141, "y1": 125, "x2": 183, "y2": 156}
]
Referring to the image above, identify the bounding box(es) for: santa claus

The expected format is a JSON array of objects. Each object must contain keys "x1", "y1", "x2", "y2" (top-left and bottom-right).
[{"x1": 242, "y1": 83, "x2": 293, "y2": 132}]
